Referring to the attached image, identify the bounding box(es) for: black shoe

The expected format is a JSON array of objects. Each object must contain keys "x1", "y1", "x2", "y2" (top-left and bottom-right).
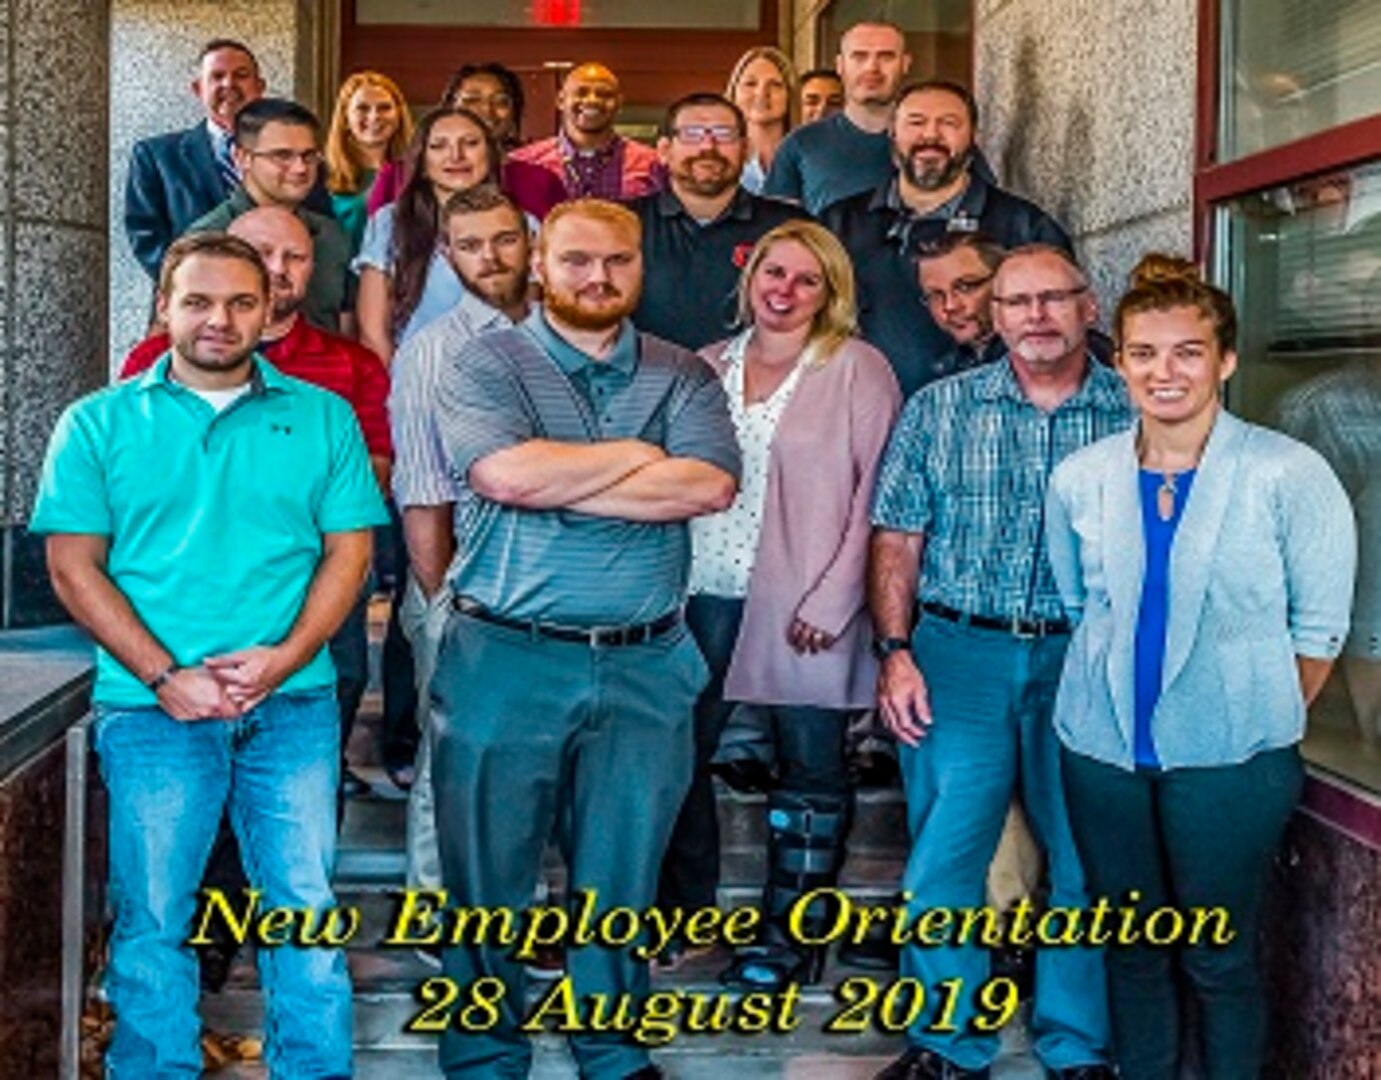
[
  {"x1": 720, "y1": 942, "x2": 826, "y2": 990},
  {"x1": 709, "y1": 756, "x2": 776, "y2": 793},
  {"x1": 876, "y1": 1047, "x2": 990, "y2": 1080},
  {"x1": 838, "y1": 929, "x2": 899, "y2": 971},
  {"x1": 198, "y1": 943, "x2": 237, "y2": 993},
  {"x1": 990, "y1": 942, "x2": 1034, "y2": 999},
  {"x1": 1048, "y1": 1068, "x2": 1117, "y2": 1080},
  {"x1": 340, "y1": 766, "x2": 372, "y2": 799}
]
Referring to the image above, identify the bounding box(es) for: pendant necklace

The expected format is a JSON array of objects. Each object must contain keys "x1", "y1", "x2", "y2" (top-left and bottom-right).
[{"x1": 1156, "y1": 472, "x2": 1178, "y2": 522}]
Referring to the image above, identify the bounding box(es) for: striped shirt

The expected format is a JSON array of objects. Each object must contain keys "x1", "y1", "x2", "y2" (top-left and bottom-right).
[
  {"x1": 389, "y1": 289, "x2": 516, "y2": 508},
  {"x1": 435, "y1": 311, "x2": 741, "y2": 624},
  {"x1": 871, "y1": 355, "x2": 1133, "y2": 622}
]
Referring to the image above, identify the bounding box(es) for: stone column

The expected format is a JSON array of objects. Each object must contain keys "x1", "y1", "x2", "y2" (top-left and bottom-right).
[
  {"x1": 0, "y1": 0, "x2": 110, "y2": 627},
  {"x1": 973, "y1": 0, "x2": 1197, "y2": 312}
]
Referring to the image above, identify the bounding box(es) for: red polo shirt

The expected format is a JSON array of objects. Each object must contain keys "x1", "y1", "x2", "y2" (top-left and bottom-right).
[{"x1": 121, "y1": 317, "x2": 393, "y2": 458}]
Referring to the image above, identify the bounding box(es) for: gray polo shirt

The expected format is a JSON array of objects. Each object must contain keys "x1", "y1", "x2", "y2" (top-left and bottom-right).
[{"x1": 435, "y1": 310, "x2": 741, "y2": 624}]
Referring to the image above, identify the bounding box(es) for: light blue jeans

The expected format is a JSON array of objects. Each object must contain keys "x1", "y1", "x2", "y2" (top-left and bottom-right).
[
  {"x1": 898, "y1": 617, "x2": 1110, "y2": 1071},
  {"x1": 93, "y1": 688, "x2": 352, "y2": 1078}
]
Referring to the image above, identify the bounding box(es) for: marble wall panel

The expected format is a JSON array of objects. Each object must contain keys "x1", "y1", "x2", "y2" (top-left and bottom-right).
[
  {"x1": 0, "y1": 739, "x2": 67, "y2": 1077},
  {"x1": 974, "y1": 0, "x2": 1197, "y2": 310},
  {"x1": 12, "y1": 0, "x2": 108, "y2": 228},
  {"x1": 8, "y1": 225, "x2": 107, "y2": 521},
  {"x1": 1265, "y1": 812, "x2": 1381, "y2": 1076},
  {"x1": 108, "y1": 0, "x2": 301, "y2": 374}
]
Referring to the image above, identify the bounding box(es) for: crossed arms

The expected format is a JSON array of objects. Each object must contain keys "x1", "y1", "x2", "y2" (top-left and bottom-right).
[{"x1": 468, "y1": 438, "x2": 737, "y2": 522}]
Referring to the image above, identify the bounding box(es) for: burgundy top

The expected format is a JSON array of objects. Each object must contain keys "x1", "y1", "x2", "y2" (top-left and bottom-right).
[
  {"x1": 365, "y1": 157, "x2": 568, "y2": 220},
  {"x1": 508, "y1": 133, "x2": 662, "y2": 201},
  {"x1": 120, "y1": 317, "x2": 393, "y2": 459}
]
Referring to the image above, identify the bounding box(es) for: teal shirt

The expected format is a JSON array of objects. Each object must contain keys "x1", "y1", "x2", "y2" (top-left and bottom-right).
[
  {"x1": 30, "y1": 355, "x2": 390, "y2": 706},
  {"x1": 329, "y1": 169, "x2": 375, "y2": 257}
]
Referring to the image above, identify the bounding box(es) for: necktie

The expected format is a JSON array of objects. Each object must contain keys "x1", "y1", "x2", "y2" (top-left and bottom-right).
[{"x1": 213, "y1": 130, "x2": 239, "y2": 194}]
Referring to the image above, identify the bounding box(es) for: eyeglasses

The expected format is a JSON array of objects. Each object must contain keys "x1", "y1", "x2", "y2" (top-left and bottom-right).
[
  {"x1": 671, "y1": 124, "x2": 742, "y2": 146},
  {"x1": 991, "y1": 286, "x2": 1088, "y2": 312},
  {"x1": 246, "y1": 148, "x2": 321, "y2": 169},
  {"x1": 922, "y1": 274, "x2": 993, "y2": 305}
]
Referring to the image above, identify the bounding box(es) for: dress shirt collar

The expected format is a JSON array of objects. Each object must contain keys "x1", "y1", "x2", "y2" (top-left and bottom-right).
[
  {"x1": 974, "y1": 351, "x2": 1129, "y2": 413},
  {"x1": 655, "y1": 185, "x2": 755, "y2": 225},
  {"x1": 137, "y1": 352, "x2": 292, "y2": 397}
]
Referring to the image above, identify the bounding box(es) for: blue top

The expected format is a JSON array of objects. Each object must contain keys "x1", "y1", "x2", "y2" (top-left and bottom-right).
[
  {"x1": 763, "y1": 112, "x2": 893, "y2": 215},
  {"x1": 1133, "y1": 468, "x2": 1196, "y2": 768},
  {"x1": 353, "y1": 203, "x2": 463, "y2": 347},
  {"x1": 29, "y1": 357, "x2": 390, "y2": 705}
]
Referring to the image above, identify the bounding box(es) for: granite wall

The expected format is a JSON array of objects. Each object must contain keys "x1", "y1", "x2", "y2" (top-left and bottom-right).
[
  {"x1": 973, "y1": 0, "x2": 1197, "y2": 314},
  {"x1": 0, "y1": 0, "x2": 109, "y2": 626}
]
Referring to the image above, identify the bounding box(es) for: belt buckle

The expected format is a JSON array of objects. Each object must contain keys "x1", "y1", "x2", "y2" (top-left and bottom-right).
[{"x1": 1011, "y1": 613, "x2": 1041, "y2": 640}]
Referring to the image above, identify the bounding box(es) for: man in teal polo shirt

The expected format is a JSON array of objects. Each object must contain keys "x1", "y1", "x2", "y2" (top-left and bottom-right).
[{"x1": 31, "y1": 232, "x2": 387, "y2": 1077}]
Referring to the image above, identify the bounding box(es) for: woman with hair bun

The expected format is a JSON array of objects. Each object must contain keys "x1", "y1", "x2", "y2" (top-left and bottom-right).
[{"x1": 1045, "y1": 254, "x2": 1357, "y2": 1078}]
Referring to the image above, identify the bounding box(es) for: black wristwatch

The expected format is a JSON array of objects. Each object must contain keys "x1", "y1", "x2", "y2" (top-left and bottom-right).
[
  {"x1": 871, "y1": 636, "x2": 911, "y2": 661},
  {"x1": 147, "y1": 663, "x2": 180, "y2": 692}
]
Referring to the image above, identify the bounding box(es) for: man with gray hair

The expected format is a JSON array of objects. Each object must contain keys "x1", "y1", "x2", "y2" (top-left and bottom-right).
[{"x1": 869, "y1": 246, "x2": 1125, "y2": 1080}]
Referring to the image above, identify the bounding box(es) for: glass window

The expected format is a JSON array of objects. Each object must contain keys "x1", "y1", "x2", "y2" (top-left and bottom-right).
[
  {"x1": 355, "y1": 0, "x2": 760, "y2": 29},
  {"x1": 1220, "y1": 0, "x2": 1381, "y2": 161},
  {"x1": 1214, "y1": 162, "x2": 1381, "y2": 792}
]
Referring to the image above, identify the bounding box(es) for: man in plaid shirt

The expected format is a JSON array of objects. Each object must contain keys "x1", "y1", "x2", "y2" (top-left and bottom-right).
[{"x1": 868, "y1": 245, "x2": 1131, "y2": 1080}]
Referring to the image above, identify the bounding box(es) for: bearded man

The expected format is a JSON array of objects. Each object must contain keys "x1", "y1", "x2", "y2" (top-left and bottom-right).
[
  {"x1": 426, "y1": 198, "x2": 741, "y2": 1080},
  {"x1": 629, "y1": 93, "x2": 808, "y2": 351},
  {"x1": 822, "y1": 80, "x2": 1072, "y2": 397}
]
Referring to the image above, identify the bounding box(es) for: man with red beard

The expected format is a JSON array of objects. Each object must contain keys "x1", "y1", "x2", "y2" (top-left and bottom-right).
[
  {"x1": 629, "y1": 93, "x2": 808, "y2": 350},
  {"x1": 427, "y1": 199, "x2": 740, "y2": 1080},
  {"x1": 823, "y1": 80, "x2": 1071, "y2": 398}
]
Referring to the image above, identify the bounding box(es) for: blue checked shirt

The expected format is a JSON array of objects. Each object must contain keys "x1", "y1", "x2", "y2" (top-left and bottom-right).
[{"x1": 871, "y1": 356, "x2": 1134, "y2": 622}]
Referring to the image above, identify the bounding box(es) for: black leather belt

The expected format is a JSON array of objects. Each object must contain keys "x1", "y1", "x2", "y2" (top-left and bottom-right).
[
  {"x1": 451, "y1": 596, "x2": 682, "y2": 647},
  {"x1": 922, "y1": 601, "x2": 1071, "y2": 639}
]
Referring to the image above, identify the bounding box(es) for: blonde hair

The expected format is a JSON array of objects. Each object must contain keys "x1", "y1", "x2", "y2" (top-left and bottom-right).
[
  {"x1": 538, "y1": 198, "x2": 642, "y2": 257},
  {"x1": 736, "y1": 220, "x2": 858, "y2": 366},
  {"x1": 726, "y1": 46, "x2": 797, "y2": 129},
  {"x1": 325, "y1": 71, "x2": 414, "y2": 195}
]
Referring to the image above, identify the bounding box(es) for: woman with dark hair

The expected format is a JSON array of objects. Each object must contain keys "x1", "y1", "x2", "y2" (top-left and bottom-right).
[
  {"x1": 1046, "y1": 254, "x2": 1357, "y2": 1079},
  {"x1": 324, "y1": 70, "x2": 413, "y2": 254},
  {"x1": 367, "y1": 62, "x2": 566, "y2": 221},
  {"x1": 353, "y1": 107, "x2": 502, "y2": 363}
]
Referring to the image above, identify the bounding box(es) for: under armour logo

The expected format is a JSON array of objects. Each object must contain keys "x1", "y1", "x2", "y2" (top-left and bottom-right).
[{"x1": 270, "y1": 424, "x2": 292, "y2": 435}]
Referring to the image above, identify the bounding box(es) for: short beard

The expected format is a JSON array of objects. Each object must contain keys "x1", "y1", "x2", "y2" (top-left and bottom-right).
[
  {"x1": 672, "y1": 154, "x2": 740, "y2": 198},
  {"x1": 901, "y1": 146, "x2": 971, "y2": 192},
  {"x1": 544, "y1": 284, "x2": 640, "y2": 332},
  {"x1": 463, "y1": 271, "x2": 528, "y2": 313},
  {"x1": 270, "y1": 295, "x2": 303, "y2": 324},
  {"x1": 174, "y1": 341, "x2": 258, "y2": 373}
]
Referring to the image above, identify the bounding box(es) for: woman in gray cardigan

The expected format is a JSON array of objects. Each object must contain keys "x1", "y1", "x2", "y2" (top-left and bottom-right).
[
  {"x1": 1045, "y1": 255, "x2": 1356, "y2": 1079},
  {"x1": 656, "y1": 221, "x2": 900, "y2": 989}
]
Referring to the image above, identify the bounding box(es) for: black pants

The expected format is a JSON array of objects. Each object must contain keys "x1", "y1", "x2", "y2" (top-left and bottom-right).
[
  {"x1": 657, "y1": 594, "x2": 851, "y2": 912},
  {"x1": 1062, "y1": 745, "x2": 1303, "y2": 1080}
]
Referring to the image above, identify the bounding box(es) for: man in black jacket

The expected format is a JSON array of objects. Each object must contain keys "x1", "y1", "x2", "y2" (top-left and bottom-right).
[{"x1": 822, "y1": 80, "x2": 1072, "y2": 397}]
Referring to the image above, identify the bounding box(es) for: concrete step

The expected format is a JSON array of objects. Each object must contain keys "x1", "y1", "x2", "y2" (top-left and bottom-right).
[{"x1": 334, "y1": 782, "x2": 910, "y2": 891}]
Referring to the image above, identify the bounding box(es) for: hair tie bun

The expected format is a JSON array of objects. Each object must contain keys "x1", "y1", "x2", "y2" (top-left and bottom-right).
[{"x1": 1129, "y1": 253, "x2": 1201, "y2": 289}]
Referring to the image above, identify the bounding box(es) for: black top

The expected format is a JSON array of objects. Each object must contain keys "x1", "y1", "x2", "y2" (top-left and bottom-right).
[
  {"x1": 629, "y1": 187, "x2": 811, "y2": 351},
  {"x1": 821, "y1": 171, "x2": 1072, "y2": 398}
]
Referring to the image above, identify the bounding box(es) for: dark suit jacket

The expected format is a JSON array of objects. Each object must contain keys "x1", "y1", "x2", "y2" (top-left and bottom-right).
[
  {"x1": 124, "y1": 123, "x2": 226, "y2": 280},
  {"x1": 124, "y1": 121, "x2": 336, "y2": 280}
]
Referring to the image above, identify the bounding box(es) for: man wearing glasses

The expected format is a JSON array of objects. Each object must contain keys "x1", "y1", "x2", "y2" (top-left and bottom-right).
[
  {"x1": 868, "y1": 245, "x2": 1128, "y2": 1080},
  {"x1": 823, "y1": 80, "x2": 1070, "y2": 397},
  {"x1": 629, "y1": 93, "x2": 808, "y2": 351},
  {"x1": 188, "y1": 98, "x2": 352, "y2": 332}
]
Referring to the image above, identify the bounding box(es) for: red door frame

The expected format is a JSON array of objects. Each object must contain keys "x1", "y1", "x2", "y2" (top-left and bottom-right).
[{"x1": 1193, "y1": 0, "x2": 1381, "y2": 257}]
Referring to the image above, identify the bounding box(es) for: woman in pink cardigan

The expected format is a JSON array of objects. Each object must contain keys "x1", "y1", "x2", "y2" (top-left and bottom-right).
[{"x1": 662, "y1": 220, "x2": 902, "y2": 989}]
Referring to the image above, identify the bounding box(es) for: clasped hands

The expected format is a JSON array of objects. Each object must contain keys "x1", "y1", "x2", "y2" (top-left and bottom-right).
[{"x1": 155, "y1": 646, "x2": 289, "y2": 721}]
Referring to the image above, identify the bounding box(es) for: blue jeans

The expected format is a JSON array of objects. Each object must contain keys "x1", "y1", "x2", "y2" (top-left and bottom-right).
[
  {"x1": 93, "y1": 689, "x2": 352, "y2": 1078},
  {"x1": 898, "y1": 618, "x2": 1110, "y2": 1071}
]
